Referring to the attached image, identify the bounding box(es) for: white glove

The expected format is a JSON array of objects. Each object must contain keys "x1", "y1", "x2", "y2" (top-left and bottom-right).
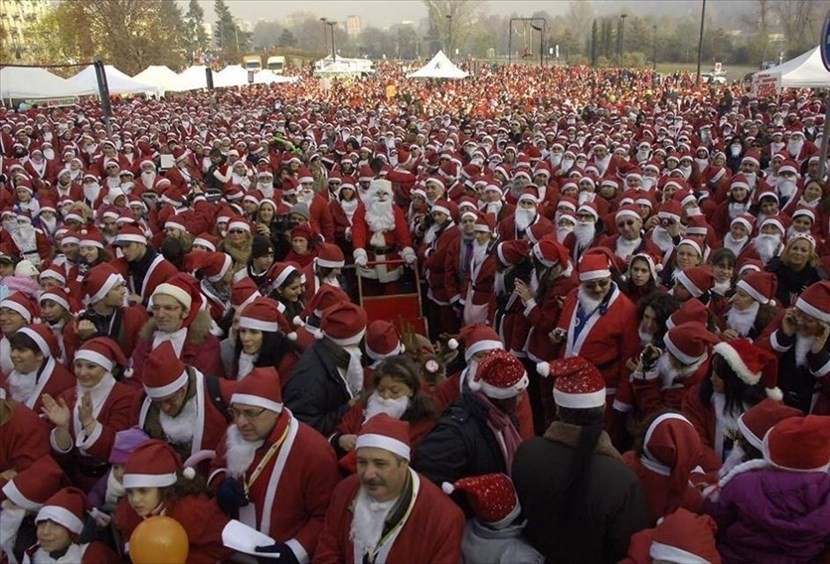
[
  {"x1": 401, "y1": 247, "x2": 416, "y2": 265},
  {"x1": 354, "y1": 248, "x2": 368, "y2": 267}
]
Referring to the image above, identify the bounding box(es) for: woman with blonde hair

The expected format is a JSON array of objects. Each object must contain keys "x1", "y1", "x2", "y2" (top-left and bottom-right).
[
  {"x1": 765, "y1": 233, "x2": 826, "y2": 307},
  {"x1": 218, "y1": 217, "x2": 253, "y2": 272}
]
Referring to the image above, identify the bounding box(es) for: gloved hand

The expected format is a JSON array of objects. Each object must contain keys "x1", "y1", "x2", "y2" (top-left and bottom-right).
[
  {"x1": 255, "y1": 541, "x2": 300, "y2": 563},
  {"x1": 401, "y1": 247, "x2": 417, "y2": 266},
  {"x1": 216, "y1": 477, "x2": 248, "y2": 518},
  {"x1": 354, "y1": 248, "x2": 368, "y2": 267}
]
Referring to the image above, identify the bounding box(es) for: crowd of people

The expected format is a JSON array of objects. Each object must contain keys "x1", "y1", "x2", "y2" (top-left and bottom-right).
[{"x1": 0, "y1": 63, "x2": 829, "y2": 564}]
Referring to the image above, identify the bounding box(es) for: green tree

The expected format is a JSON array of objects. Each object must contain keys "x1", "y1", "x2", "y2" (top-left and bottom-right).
[
  {"x1": 278, "y1": 28, "x2": 297, "y2": 48},
  {"x1": 213, "y1": 0, "x2": 249, "y2": 63},
  {"x1": 183, "y1": 0, "x2": 209, "y2": 60}
]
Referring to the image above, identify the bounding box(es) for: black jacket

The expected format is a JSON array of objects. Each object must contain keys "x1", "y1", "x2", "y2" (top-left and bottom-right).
[
  {"x1": 282, "y1": 340, "x2": 350, "y2": 436},
  {"x1": 512, "y1": 432, "x2": 649, "y2": 564}
]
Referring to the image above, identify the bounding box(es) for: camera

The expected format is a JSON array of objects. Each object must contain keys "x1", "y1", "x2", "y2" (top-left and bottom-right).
[
  {"x1": 640, "y1": 345, "x2": 661, "y2": 367},
  {"x1": 659, "y1": 217, "x2": 673, "y2": 227}
]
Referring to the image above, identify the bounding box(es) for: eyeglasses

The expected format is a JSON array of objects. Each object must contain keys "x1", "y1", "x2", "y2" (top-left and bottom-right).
[
  {"x1": 150, "y1": 303, "x2": 182, "y2": 314},
  {"x1": 616, "y1": 220, "x2": 636, "y2": 228},
  {"x1": 228, "y1": 406, "x2": 267, "y2": 421},
  {"x1": 229, "y1": 229, "x2": 246, "y2": 234},
  {"x1": 582, "y1": 278, "x2": 611, "y2": 290}
]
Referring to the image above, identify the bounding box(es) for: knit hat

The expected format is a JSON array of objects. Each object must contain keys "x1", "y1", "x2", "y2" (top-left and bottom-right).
[
  {"x1": 355, "y1": 413, "x2": 411, "y2": 461},
  {"x1": 440, "y1": 473, "x2": 520, "y2": 528},
  {"x1": 109, "y1": 428, "x2": 151, "y2": 465},
  {"x1": 231, "y1": 366, "x2": 283, "y2": 413},
  {"x1": 578, "y1": 252, "x2": 612, "y2": 281},
  {"x1": 83, "y1": 263, "x2": 125, "y2": 305},
  {"x1": 713, "y1": 339, "x2": 781, "y2": 400},
  {"x1": 794, "y1": 280, "x2": 830, "y2": 323},
  {"x1": 316, "y1": 243, "x2": 345, "y2": 269},
  {"x1": 666, "y1": 298, "x2": 708, "y2": 330},
  {"x1": 16, "y1": 324, "x2": 58, "y2": 358},
  {"x1": 239, "y1": 297, "x2": 296, "y2": 340},
  {"x1": 185, "y1": 251, "x2": 233, "y2": 283},
  {"x1": 468, "y1": 349, "x2": 528, "y2": 399},
  {"x1": 250, "y1": 234, "x2": 274, "y2": 259},
  {"x1": 35, "y1": 487, "x2": 88, "y2": 535},
  {"x1": 123, "y1": 439, "x2": 194, "y2": 488},
  {"x1": 75, "y1": 337, "x2": 128, "y2": 374},
  {"x1": 543, "y1": 356, "x2": 606, "y2": 409},
  {"x1": 0, "y1": 292, "x2": 36, "y2": 323},
  {"x1": 290, "y1": 202, "x2": 310, "y2": 221},
  {"x1": 142, "y1": 341, "x2": 188, "y2": 399},
  {"x1": 642, "y1": 413, "x2": 702, "y2": 502},
  {"x1": 320, "y1": 302, "x2": 367, "y2": 346},
  {"x1": 664, "y1": 322, "x2": 718, "y2": 365},
  {"x1": 448, "y1": 324, "x2": 504, "y2": 362},
  {"x1": 365, "y1": 320, "x2": 404, "y2": 362},
  {"x1": 735, "y1": 270, "x2": 777, "y2": 305},
  {"x1": 2, "y1": 455, "x2": 65, "y2": 512},
  {"x1": 674, "y1": 265, "x2": 714, "y2": 298},
  {"x1": 737, "y1": 399, "x2": 804, "y2": 452},
  {"x1": 532, "y1": 237, "x2": 569, "y2": 268},
  {"x1": 649, "y1": 508, "x2": 721, "y2": 564},
  {"x1": 763, "y1": 415, "x2": 830, "y2": 472}
]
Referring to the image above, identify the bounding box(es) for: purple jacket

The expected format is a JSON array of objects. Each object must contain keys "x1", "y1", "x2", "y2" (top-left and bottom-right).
[{"x1": 704, "y1": 468, "x2": 830, "y2": 564}]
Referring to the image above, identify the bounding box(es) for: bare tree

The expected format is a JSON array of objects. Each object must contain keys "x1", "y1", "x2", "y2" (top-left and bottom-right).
[{"x1": 422, "y1": 0, "x2": 484, "y2": 56}]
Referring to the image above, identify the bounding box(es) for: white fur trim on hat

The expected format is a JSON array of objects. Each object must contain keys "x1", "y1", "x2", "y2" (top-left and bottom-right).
[
  {"x1": 228, "y1": 220, "x2": 251, "y2": 233},
  {"x1": 75, "y1": 350, "x2": 114, "y2": 373},
  {"x1": 87, "y1": 273, "x2": 124, "y2": 304},
  {"x1": 664, "y1": 332, "x2": 704, "y2": 365},
  {"x1": 553, "y1": 387, "x2": 606, "y2": 409},
  {"x1": 152, "y1": 283, "x2": 192, "y2": 311},
  {"x1": 122, "y1": 472, "x2": 177, "y2": 489},
  {"x1": 325, "y1": 327, "x2": 366, "y2": 347},
  {"x1": 795, "y1": 296, "x2": 830, "y2": 324},
  {"x1": 649, "y1": 541, "x2": 709, "y2": 564},
  {"x1": 207, "y1": 254, "x2": 233, "y2": 284},
  {"x1": 675, "y1": 269, "x2": 704, "y2": 298},
  {"x1": 0, "y1": 299, "x2": 33, "y2": 323},
  {"x1": 115, "y1": 232, "x2": 147, "y2": 246},
  {"x1": 144, "y1": 369, "x2": 188, "y2": 399},
  {"x1": 35, "y1": 506, "x2": 84, "y2": 535},
  {"x1": 355, "y1": 433, "x2": 411, "y2": 461},
  {"x1": 16, "y1": 327, "x2": 50, "y2": 357},
  {"x1": 193, "y1": 237, "x2": 217, "y2": 252},
  {"x1": 2, "y1": 479, "x2": 41, "y2": 512},
  {"x1": 473, "y1": 373, "x2": 529, "y2": 400},
  {"x1": 464, "y1": 339, "x2": 503, "y2": 361},
  {"x1": 230, "y1": 393, "x2": 283, "y2": 414},
  {"x1": 238, "y1": 316, "x2": 279, "y2": 333},
  {"x1": 735, "y1": 279, "x2": 770, "y2": 305}
]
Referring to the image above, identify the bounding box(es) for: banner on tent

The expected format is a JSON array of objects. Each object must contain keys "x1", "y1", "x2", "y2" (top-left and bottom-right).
[
  {"x1": 24, "y1": 97, "x2": 77, "y2": 107},
  {"x1": 751, "y1": 73, "x2": 778, "y2": 98}
]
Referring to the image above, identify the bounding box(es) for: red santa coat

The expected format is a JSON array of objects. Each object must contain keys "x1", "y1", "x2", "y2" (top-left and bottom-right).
[
  {"x1": 422, "y1": 224, "x2": 460, "y2": 305},
  {"x1": 210, "y1": 413, "x2": 340, "y2": 560},
  {"x1": 306, "y1": 193, "x2": 335, "y2": 242},
  {"x1": 679, "y1": 383, "x2": 735, "y2": 472},
  {"x1": 351, "y1": 204, "x2": 413, "y2": 283},
  {"x1": 130, "y1": 329, "x2": 224, "y2": 385},
  {"x1": 523, "y1": 267, "x2": 579, "y2": 363},
  {"x1": 628, "y1": 358, "x2": 710, "y2": 418},
  {"x1": 4, "y1": 358, "x2": 75, "y2": 415},
  {"x1": 314, "y1": 470, "x2": 464, "y2": 564},
  {"x1": 0, "y1": 399, "x2": 50, "y2": 500},
  {"x1": 496, "y1": 214, "x2": 554, "y2": 242},
  {"x1": 622, "y1": 450, "x2": 704, "y2": 525},
  {"x1": 49, "y1": 381, "x2": 135, "y2": 492},
  {"x1": 22, "y1": 541, "x2": 119, "y2": 563}
]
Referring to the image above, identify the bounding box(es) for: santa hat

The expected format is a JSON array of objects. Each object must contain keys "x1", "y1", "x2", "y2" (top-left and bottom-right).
[
  {"x1": 543, "y1": 357, "x2": 606, "y2": 409},
  {"x1": 320, "y1": 302, "x2": 367, "y2": 346},
  {"x1": 355, "y1": 413, "x2": 411, "y2": 461},
  {"x1": 532, "y1": 237, "x2": 569, "y2": 268},
  {"x1": 448, "y1": 324, "x2": 503, "y2": 362},
  {"x1": 113, "y1": 224, "x2": 147, "y2": 246},
  {"x1": 735, "y1": 270, "x2": 777, "y2": 305},
  {"x1": 578, "y1": 253, "x2": 612, "y2": 282},
  {"x1": 0, "y1": 292, "x2": 36, "y2": 323},
  {"x1": 758, "y1": 214, "x2": 786, "y2": 235},
  {"x1": 35, "y1": 487, "x2": 88, "y2": 536},
  {"x1": 629, "y1": 252, "x2": 661, "y2": 281},
  {"x1": 664, "y1": 322, "x2": 718, "y2": 365},
  {"x1": 474, "y1": 213, "x2": 495, "y2": 234},
  {"x1": 674, "y1": 265, "x2": 714, "y2": 298},
  {"x1": 737, "y1": 398, "x2": 804, "y2": 452},
  {"x1": 75, "y1": 337, "x2": 128, "y2": 374},
  {"x1": 614, "y1": 204, "x2": 641, "y2": 224},
  {"x1": 430, "y1": 198, "x2": 455, "y2": 219},
  {"x1": 666, "y1": 298, "x2": 708, "y2": 329},
  {"x1": 495, "y1": 239, "x2": 529, "y2": 266},
  {"x1": 713, "y1": 339, "x2": 781, "y2": 400},
  {"x1": 468, "y1": 349, "x2": 528, "y2": 399},
  {"x1": 193, "y1": 233, "x2": 219, "y2": 252},
  {"x1": 298, "y1": 284, "x2": 351, "y2": 328},
  {"x1": 791, "y1": 205, "x2": 816, "y2": 224},
  {"x1": 365, "y1": 320, "x2": 404, "y2": 362},
  {"x1": 151, "y1": 274, "x2": 202, "y2": 328},
  {"x1": 316, "y1": 243, "x2": 345, "y2": 269},
  {"x1": 657, "y1": 201, "x2": 682, "y2": 223},
  {"x1": 164, "y1": 216, "x2": 188, "y2": 232},
  {"x1": 741, "y1": 150, "x2": 761, "y2": 167},
  {"x1": 78, "y1": 226, "x2": 105, "y2": 249},
  {"x1": 239, "y1": 297, "x2": 296, "y2": 340},
  {"x1": 440, "y1": 473, "x2": 520, "y2": 528},
  {"x1": 142, "y1": 341, "x2": 188, "y2": 399},
  {"x1": 185, "y1": 251, "x2": 232, "y2": 283},
  {"x1": 230, "y1": 277, "x2": 262, "y2": 310},
  {"x1": 778, "y1": 160, "x2": 799, "y2": 176},
  {"x1": 2, "y1": 455, "x2": 65, "y2": 512},
  {"x1": 83, "y1": 263, "x2": 125, "y2": 305},
  {"x1": 794, "y1": 280, "x2": 830, "y2": 323},
  {"x1": 231, "y1": 366, "x2": 284, "y2": 413},
  {"x1": 109, "y1": 428, "x2": 151, "y2": 465},
  {"x1": 265, "y1": 262, "x2": 299, "y2": 293},
  {"x1": 228, "y1": 217, "x2": 251, "y2": 233},
  {"x1": 649, "y1": 508, "x2": 721, "y2": 564},
  {"x1": 763, "y1": 415, "x2": 830, "y2": 472},
  {"x1": 16, "y1": 324, "x2": 58, "y2": 358},
  {"x1": 123, "y1": 439, "x2": 195, "y2": 488},
  {"x1": 39, "y1": 263, "x2": 66, "y2": 286},
  {"x1": 642, "y1": 413, "x2": 702, "y2": 501}
]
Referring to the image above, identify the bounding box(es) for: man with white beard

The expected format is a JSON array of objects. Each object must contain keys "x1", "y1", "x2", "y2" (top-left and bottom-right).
[
  {"x1": 752, "y1": 217, "x2": 786, "y2": 266},
  {"x1": 721, "y1": 270, "x2": 778, "y2": 341},
  {"x1": 759, "y1": 280, "x2": 830, "y2": 414},
  {"x1": 596, "y1": 205, "x2": 661, "y2": 263},
  {"x1": 7, "y1": 215, "x2": 48, "y2": 268},
  {"x1": 555, "y1": 211, "x2": 576, "y2": 243},
  {"x1": 294, "y1": 167, "x2": 334, "y2": 242},
  {"x1": 136, "y1": 159, "x2": 164, "y2": 194},
  {"x1": 316, "y1": 413, "x2": 464, "y2": 563},
  {"x1": 497, "y1": 190, "x2": 551, "y2": 241},
  {"x1": 255, "y1": 170, "x2": 275, "y2": 199},
  {"x1": 351, "y1": 179, "x2": 416, "y2": 294},
  {"x1": 209, "y1": 367, "x2": 339, "y2": 562},
  {"x1": 722, "y1": 215, "x2": 754, "y2": 259},
  {"x1": 562, "y1": 202, "x2": 599, "y2": 262},
  {"x1": 785, "y1": 129, "x2": 818, "y2": 165},
  {"x1": 462, "y1": 214, "x2": 497, "y2": 326}
]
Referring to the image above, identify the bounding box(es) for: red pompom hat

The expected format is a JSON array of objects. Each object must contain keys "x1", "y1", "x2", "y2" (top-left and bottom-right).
[{"x1": 441, "y1": 473, "x2": 520, "y2": 527}]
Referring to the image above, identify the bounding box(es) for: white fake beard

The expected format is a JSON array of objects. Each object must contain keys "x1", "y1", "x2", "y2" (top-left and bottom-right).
[
  {"x1": 778, "y1": 180, "x2": 797, "y2": 201},
  {"x1": 140, "y1": 171, "x2": 156, "y2": 187},
  {"x1": 770, "y1": 142, "x2": 785, "y2": 155},
  {"x1": 577, "y1": 191, "x2": 595, "y2": 205},
  {"x1": 297, "y1": 189, "x2": 315, "y2": 205},
  {"x1": 341, "y1": 198, "x2": 359, "y2": 216},
  {"x1": 43, "y1": 148, "x2": 55, "y2": 160},
  {"x1": 8, "y1": 370, "x2": 36, "y2": 403},
  {"x1": 258, "y1": 183, "x2": 274, "y2": 199},
  {"x1": 0, "y1": 501, "x2": 26, "y2": 557},
  {"x1": 577, "y1": 286, "x2": 602, "y2": 312},
  {"x1": 744, "y1": 172, "x2": 757, "y2": 190},
  {"x1": 788, "y1": 140, "x2": 804, "y2": 158},
  {"x1": 83, "y1": 183, "x2": 101, "y2": 203},
  {"x1": 573, "y1": 221, "x2": 595, "y2": 248},
  {"x1": 728, "y1": 201, "x2": 748, "y2": 219},
  {"x1": 224, "y1": 424, "x2": 264, "y2": 478},
  {"x1": 39, "y1": 216, "x2": 58, "y2": 236},
  {"x1": 350, "y1": 488, "x2": 395, "y2": 557},
  {"x1": 472, "y1": 239, "x2": 488, "y2": 263},
  {"x1": 515, "y1": 207, "x2": 536, "y2": 232},
  {"x1": 753, "y1": 234, "x2": 780, "y2": 264},
  {"x1": 642, "y1": 177, "x2": 656, "y2": 191},
  {"x1": 485, "y1": 200, "x2": 503, "y2": 216},
  {"x1": 651, "y1": 225, "x2": 673, "y2": 253},
  {"x1": 595, "y1": 154, "x2": 611, "y2": 176},
  {"x1": 637, "y1": 150, "x2": 650, "y2": 163},
  {"x1": 556, "y1": 225, "x2": 574, "y2": 243},
  {"x1": 159, "y1": 394, "x2": 198, "y2": 445},
  {"x1": 364, "y1": 391, "x2": 410, "y2": 422},
  {"x1": 726, "y1": 302, "x2": 759, "y2": 337},
  {"x1": 794, "y1": 333, "x2": 816, "y2": 368},
  {"x1": 639, "y1": 323, "x2": 654, "y2": 347},
  {"x1": 723, "y1": 233, "x2": 748, "y2": 257},
  {"x1": 344, "y1": 345, "x2": 365, "y2": 396},
  {"x1": 365, "y1": 197, "x2": 395, "y2": 233},
  {"x1": 695, "y1": 158, "x2": 709, "y2": 173},
  {"x1": 615, "y1": 235, "x2": 641, "y2": 260},
  {"x1": 679, "y1": 165, "x2": 692, "y2": 180}
]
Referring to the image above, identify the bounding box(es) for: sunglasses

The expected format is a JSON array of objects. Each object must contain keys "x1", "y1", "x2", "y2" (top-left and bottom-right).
[
  {"x1": 617, "y1": 220, "x2": 636, "y2": 228},
  {"x1": 228, "y1": 229, "x2": 246, "y2": 234},
  {"x1": 582, "y1": 278, "x2": 611, "y2": 290}
]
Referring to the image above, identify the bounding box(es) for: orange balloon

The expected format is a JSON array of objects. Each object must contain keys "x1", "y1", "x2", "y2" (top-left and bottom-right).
[{"x1": 129, "y1": 515, "x2": 189, "y2": 564}]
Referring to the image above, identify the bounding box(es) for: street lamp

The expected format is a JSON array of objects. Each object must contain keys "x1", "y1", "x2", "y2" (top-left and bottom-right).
[
  {"x1": 446, "y1": 14, "x2": 453, "y2": 58},
  {"x1": 652, "y1": 24, "x2": 658, "y2": 87},
  {"x1": 696, "y1": 0, "x2": 707, "y2": 85}
]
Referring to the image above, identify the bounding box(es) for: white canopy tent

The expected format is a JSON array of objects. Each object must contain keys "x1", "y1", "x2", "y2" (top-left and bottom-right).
[
  {"x1": 754, "y1": 46, "x2": 830, "y2": 91},
  {"x1": 132, "y1": 65, "x2": 180, "y2": 93},
  {"x1": 66, "y1": 65, "x2": 159, "y2": 96},
  {"x1": 407, "y1": 51, "x2": 468, "y2": 79},
  {"x1": 214, "y1": 64, "x2": 249, "y2": 88},
  {"x1": 169, "y1": 65, "x2": 210, "y2": 92},
  {"x1": 0, "y1": 66, "x2": 88, "y2": 99},
  {"x1": 254, "y1": 70, "x2": 299, "y2": 85}
]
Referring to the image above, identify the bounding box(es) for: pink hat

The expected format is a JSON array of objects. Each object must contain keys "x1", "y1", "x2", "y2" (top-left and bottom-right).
[
  {"x1": 355, "y1": 413, "x2": 411, "y2": 461},
  {"x1": 320, "y1": 302, "x2": 367, "y2": 346},
  {"x1": 108, "y1": 428, "x2": 151, "y2": 465},
  {"x1": 469, "y1": 349, "x2": 529, "y2": 399},
  {"x1": 763, "y1": 415, "x2": 830, "y2": 472},
  {"x1": 35, "y1": 487, "x2": 88, "y2": 535},
  {"x1": 365, "y1": 320, "x2": 404, "y2": 362},
  {"x1": 664, "y1": 322, "x2": 718, "y2": 365},
  {"x1": 441, "y1": 473, "x2": 520, "y2": 527},
  {"x1": 231, "y1": 366, "x2": 284, "y2": 413}
]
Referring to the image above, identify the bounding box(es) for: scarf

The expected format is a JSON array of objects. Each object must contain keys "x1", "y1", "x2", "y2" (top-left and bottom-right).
[
  {"x1": 475, "y1": 392, "x2": 522, "y2": 475},
  {"x1": 225, "y1": 241, "x2": 251, "y2": 271},
  {"x1": 105, "y1": 468, "x2": 126, "y2": 508}
]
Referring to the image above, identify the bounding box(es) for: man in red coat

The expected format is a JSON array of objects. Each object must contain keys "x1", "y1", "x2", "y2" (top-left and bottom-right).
[
  {"x1": 315, "y1": 414, "x2": 464, "y2": 564},
  {"x1": 110, "y1": 225, "x2": 178, "y2": 306},
  {"x1": 296, "y1": 167, "x2": 335, "y2": 242},
  {"x1": 421, "y1": 199, "x2": 461, "y2": 339},
  {"x1": 462, "y1": 214, "x2": 497, "y2": 326},
  {"x1": 209, "y1": 368, "x2": 340, "y2": 563}
]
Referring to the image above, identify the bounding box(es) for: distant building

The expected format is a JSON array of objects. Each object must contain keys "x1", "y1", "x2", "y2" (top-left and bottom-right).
[
  {"x1": 346, "y1": 15, "x2": 362, "y2": 38},
  {"x1": 0, "y1": 0, "x2": 50, "y2": 59}
]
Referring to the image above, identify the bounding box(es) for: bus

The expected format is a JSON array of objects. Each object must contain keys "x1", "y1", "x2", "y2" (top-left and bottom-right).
[
  {"x1": 242, "y1": 55, "x2": 262, "y2": 71},
  {"x1": 267, "y1": 56, "x2": 286, "y2": 75}
]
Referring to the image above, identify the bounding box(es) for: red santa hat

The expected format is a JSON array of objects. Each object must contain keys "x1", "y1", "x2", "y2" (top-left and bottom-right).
[
  {"x1": 265, "y1": 262, "x2": 300, "y2": 294},
  {"x1": 468, "y1": 349, "x2": 528, "y2": 399},
  {"x1": 495, "y1": 239, "x2": 529, "y2": 266},
  {"x1": 239, "y1": 297, "x2": 296, "y2": 340},
  {"x1": 441, "y1": 473, "x2": 520, "y2": 527},
  {"x1": 731, "y1": 213, "x2": 755, "y2": 234},
  {"x1": 298, "y1": 284, "x2": 351, "y2": 326},
  {"x1": 0, "y1": 292, "x2": 36, "y2": 323},
  {"x1": 35, "y1": 487, "x2": 88, "y2": 536},
  {"x1": 657, "y1": 201, "x2": 682, "y2": 223},
  {"x1": 737, "y1": 398, "x2": 804, "y2": 452},
  {"x1": 365, "y1": 320, "x2": 404, "y2": 362},
  {"x1": 316, "y1": 243, "x2": 345, "y2": 269},
  {"x1": 741, "y1": 150, "x2": 761, "y2": 167},
  {"x1": 184, "y1": 251, "x2": 233, "y2": 283},
  {"x1": 666, "y1": 298, "x2": 708, "y2": 329},
  {"x1": 123, "y1": 439, "x2": 195, "y2": 488},
  {"x1": 230, "y1": 277, "x2": 262, "y2": 310},
  {"x1": 320, "y1": 302, "x2": 367, "y2": 346},
  {"x1": 794, "y1": 280, "x2": 830, "y2": 323},
  {"x1": 614, "y1": 204, "x2": 641, "y2": 224},
  {"x1": 448, "y1": 324, "x2": 503, "y2": 362},
  {"x1": 430, "y1": 198, "x2": 455, "y2": 219},
  {"x1": 16, "y1": 324, "x2": 58, "y2": 358},
  {"x1": 78, "y1": 226, "x2": 105, "y2": 249},
  {"x1": 151, "y1": 274, "x2": 203, "y2": 327},
  {"x1": 355, "y1": 413, "x2": 411, "y2": 461},
  {"x1": 664, "y1": 322, "x2": 718, "y2": 365},
  {"x1": 39, "y1": 263, "x2": 66, "y2": 286},
  {"x1": 642, "y1": 413, "x2": 702, "y2": 499},
  {"x1": 1, "y1": 455, "x2": 65, "y2": 512},
  {"x1": 763, "y1": 415, "x2": 830, "y2": 472},
  {"x1": 193, "y1": 233, "x2": 219, "y2": 252},
  {"x1": 778, "y1": 160, "x2": 800, "y2": 176},
  {"x1": 113, "y1": 224, "x2": 147, "y2": 246},
  {"x1": 74, "y1": 337, "x2": 127, "y2": 374},
  {"x1": 735, "y1": 270, "x2": 777, "y2": 305},
  {"x1": 83, "y1": 263, "x2": 125, "y2": 305},
  {"x1": 142, "y1": 341, "x2": 188, "y2": 399},
  {"x1": 649, "y1": 508, "x2": 721, "y2": 564},
  {"x1": 228, "y1": 216, "x2": 251, "y2": 233},
  {"x1": 164, "y1": 216, "x2": 188, "y2": 232},
  {"x1": 231, "y1": 366, "x2": 284, "y2": 413},
  {"x1": 713, "y1": 338, "x2": 781, "y2": 400},
  {"x1": 578, "y1": 253, "x2": 612, "y2": 282},
  {"x1": 474, "y1": 213, "x2": 495, "y2": 234},
  {"x1": 532, "y1": 237, "x2": 569, "y2": 268},
  {"x1": 791, "y1": 205, "x2": 816, "y2": 224},
  {"x1": 541, "y1": 357, "x2": 606, "y2": 409},
  {"x1": 674, "y1": 265, "x2": 714, "y2": 298}
]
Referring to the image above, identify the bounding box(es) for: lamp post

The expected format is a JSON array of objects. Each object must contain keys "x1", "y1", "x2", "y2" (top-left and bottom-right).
[
  {"x1": 696, "y1": 0, "x2": 706, "y2": 85},
  {"x1": 652, "y1": 24, "x2": 658, "y2": 87},
  {"x1": 446, "y1": 14, "x2": 453, "y2": 58},
  {"x1": 619, "y1": 13, "x2": 627, "y2": 69},
  {"x1": 508, "y1": 17, "x2": 547, "y2": 66}
]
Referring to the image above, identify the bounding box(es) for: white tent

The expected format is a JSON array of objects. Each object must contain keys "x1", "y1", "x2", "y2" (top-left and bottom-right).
[
  {"x1": 214, "y1": 64, "x2": 250, "y2": 88},
  {"x1": 254, "y1": 70, "x2": 299, "y2": 85},
  {"x1": 407, "y1": 51, "x2": 468, "y2": 79},
  {"x1": 754, "y1": 46, "x2": 830, "y2": 91},
  {"x1": 66, "y1": 65, "x2": 159, "y2": 96},
  {"x1": 0, "y1": 66, "x2": 87, "y2": 99},
  {"x1": 169, "y1": 65, "x2": 210, "y2": 92},
  {"x1": 132, "y1": 65, "x2": 180, "y2": 93}
]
